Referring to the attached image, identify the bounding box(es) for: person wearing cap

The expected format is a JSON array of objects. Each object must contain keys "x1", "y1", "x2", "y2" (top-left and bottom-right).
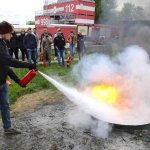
[
  {"x1": 0, "y1": 21, "x2": 37, "y2": 134},
  {"x1": 67, "y1": 31, "x2": 77, "y2": 60},
  {"x1": 54, "y1": 29, "x2": 66, "y2": 66}
]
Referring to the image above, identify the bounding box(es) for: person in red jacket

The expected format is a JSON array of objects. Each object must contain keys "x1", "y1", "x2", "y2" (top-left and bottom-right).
[{"x1": 0, "y1": 21, "x2": 36, "y2": 134}]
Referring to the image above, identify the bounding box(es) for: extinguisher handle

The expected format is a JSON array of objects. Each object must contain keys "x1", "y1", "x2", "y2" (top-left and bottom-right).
[{"x1": 33, "y1": 69, "x2": 38, "y2": 72}]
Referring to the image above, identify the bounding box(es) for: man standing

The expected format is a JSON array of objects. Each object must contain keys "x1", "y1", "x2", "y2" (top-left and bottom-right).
[
  {"x1": 18, "y1": 29, "x2": 28, "y2": 61},
  {"x1": 0, "y1": 21, "x2": 36, "y2": 134},
  {"x1": 23, "y1": 28, "x2": 37, "y2": 65},
  {"x1": 67, "y1": 31, "x2": 77, "y2": 60},
  {"x1": 41, "y1": 33, "x2": 52, "y2": 65},
  {"x1": 33, "y1": 28, "x2": 39, "y2": 60},
  {"x1": 77, "y1": 31, "x2": 86, "y2": 60},
  {"x1": 54, "y1": 29, "x2": 66, "y2": 66},
  {"x1": 9, "y1": 31, "x2": 19, "y2": 59}
]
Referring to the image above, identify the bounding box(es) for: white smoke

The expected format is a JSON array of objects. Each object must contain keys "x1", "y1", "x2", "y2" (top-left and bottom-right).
[
  {"x1": 117, "y1": 0, "x2": 149, "y2": 9},
  {"x1": 38, "y1": 45, "x2": 150, "y2": 138},
  {"x1": 67, "y1": 109, "x2": 112, "y2": 139}
]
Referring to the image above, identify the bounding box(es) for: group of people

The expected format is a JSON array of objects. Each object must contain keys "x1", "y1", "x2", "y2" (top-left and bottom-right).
[
  {"x1": 40, "y1": 27, "x2": 86, "y2": 66},
  {"x1": 6, "y1": 28, "x2": 39, "y2": 65},
  {"x1": 5, "y1": 26, "x2": 86, "y2": 67},
  {"x1": 53, "y1": 28, "x2": 86, "y2": 66}
]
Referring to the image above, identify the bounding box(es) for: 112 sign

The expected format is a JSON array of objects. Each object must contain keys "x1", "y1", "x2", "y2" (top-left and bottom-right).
[{"x1": 65, "y1": 4, "x2": 74, "y2": 12}]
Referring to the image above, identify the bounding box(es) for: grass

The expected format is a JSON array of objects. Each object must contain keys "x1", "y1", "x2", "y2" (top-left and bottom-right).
[{"x1": 8, "y1": 62, "x2": 76, "y2": 104}]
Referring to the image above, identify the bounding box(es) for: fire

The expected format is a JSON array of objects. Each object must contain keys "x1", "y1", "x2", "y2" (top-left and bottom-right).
[{"x1": 91, "y1": 85, "x2": 119, "y2": 105}]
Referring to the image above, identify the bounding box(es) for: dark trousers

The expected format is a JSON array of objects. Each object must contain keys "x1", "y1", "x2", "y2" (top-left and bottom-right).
[
  {"x1": 20, "y1": 47, "x2": 28, "y2": 61},
  {"x1": 54, "y1": 47, "x2": 58, "y2": 57},
  {"x1": 9, "y1": 48, "x2": 19, "y2": 59}
]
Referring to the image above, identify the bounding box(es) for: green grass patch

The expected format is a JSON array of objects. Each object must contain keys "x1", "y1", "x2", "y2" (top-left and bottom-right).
[{"x1": 8, "y1": 62, "x2": 76, "y2": 104}]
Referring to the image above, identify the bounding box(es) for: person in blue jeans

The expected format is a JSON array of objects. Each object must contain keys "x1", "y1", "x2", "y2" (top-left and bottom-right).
[
  {"x1": 67, "y1": 31, "x2": 77, "y2": 60},
  {"x1": 27, "y1": 48, "x2": 37, "y2": 64},
  {"x1": 0, "y1": 21, "x2": 36, "y2": 134},
  {"x1": 54, "y1": 29, "x2": 66, "y2": 66},
  {"x1": 23, "y1": 28, "x2": 37, "y2": 65}
]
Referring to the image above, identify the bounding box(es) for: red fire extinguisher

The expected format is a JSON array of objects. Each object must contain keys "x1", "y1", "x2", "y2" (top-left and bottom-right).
[
  {"x1": 40, "y1": 52, "x2": 44, "y2": 61},
  {"x1": 43, "y1": 61, "x2": 47, "y2": 68},
  {"x1": 66, "y1": 56, "x2": 71, "y2": 68},
  {"x1": 19, "y1": 69, "x2": 37, "y2": 87}
]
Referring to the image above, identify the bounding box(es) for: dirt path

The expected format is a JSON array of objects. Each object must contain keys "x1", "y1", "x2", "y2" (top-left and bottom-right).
[{"x1": 0, "y1": 90, "x2": 149, "y2": 150}]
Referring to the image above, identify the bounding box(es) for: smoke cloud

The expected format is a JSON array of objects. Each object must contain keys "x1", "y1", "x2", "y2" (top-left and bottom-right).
[
  {"x1": 39, "y1": 45, "x2": 150, "y2": 139},
  {"x1": 67, "y1": 109, "x2": 112, "y2": 139},
  {"x1": 117, "y1": 0, "x2": 149, "y2": 9}
]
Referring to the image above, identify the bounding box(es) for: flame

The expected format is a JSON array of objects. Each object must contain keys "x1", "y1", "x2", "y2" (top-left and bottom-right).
[{"x1": 91, "y1": 85, "x2": 119, "y2": 105}]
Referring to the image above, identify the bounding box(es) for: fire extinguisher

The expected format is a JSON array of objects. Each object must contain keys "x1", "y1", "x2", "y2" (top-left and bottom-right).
[
  {"x1": 40, "y1": 52, "x2": 44, "y2": 61},
  {"x1": 66, "y1": 56, "x2": 71, "y2": 68},
  {"x1": 19, "y1": 69, "x2": 37, "y2": 87},
  {"x1": 43, "y1": 61, "x2": 47, "y2": 68}
]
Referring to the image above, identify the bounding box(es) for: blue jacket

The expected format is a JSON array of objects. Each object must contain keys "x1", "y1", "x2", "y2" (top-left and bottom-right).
[{"x1": 23, "y1": 34, "x2": 37, "y2": 49}]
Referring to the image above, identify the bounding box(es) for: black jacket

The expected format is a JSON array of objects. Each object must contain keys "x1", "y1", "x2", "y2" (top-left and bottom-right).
[
  {"x1": 18, "y1": 33, "x2": 26, "y2": 49},
  {"x1": 23, "y1": 34, "x2": 37, "y2": 49},
  {"x1": 77, "y1": 34, "x2": 85, "y2": 52},
  {"x1": 54, "y1": 35, "x2": 66, "y2": 50},
  {"x1": 10, "y1": 33, "x2": 18, "y2": 49},
  {"x1": 0, "y1": 39, "x2": 31, "y2": 86}
]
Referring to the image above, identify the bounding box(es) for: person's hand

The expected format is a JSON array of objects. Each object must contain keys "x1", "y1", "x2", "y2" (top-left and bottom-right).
[{"x1": 29, "y1": 64, "x2": 36, "y2": 70}]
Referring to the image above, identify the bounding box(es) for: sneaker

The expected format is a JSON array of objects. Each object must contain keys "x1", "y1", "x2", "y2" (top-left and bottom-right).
[{"x1": 4, "y1": 128, "x2": 21, "y2": 134}]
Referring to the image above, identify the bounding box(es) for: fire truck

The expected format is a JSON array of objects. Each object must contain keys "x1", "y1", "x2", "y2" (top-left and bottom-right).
[
  {"x1": 35, "y1": 0, "x2": 95, "y2": 38},
  {"x1": 35, "y1": 0, "x2": 117, "y2": 42}
]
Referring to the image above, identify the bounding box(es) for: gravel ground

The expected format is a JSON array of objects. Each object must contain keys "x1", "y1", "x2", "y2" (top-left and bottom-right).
[{"x1": 0, "y1": 97, "x2": 149, "y2": 150}]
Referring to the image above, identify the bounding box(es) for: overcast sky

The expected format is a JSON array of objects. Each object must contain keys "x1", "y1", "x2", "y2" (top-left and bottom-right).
[{"x1": 0, "y1": 0, "x2": 44, "y2": 25}]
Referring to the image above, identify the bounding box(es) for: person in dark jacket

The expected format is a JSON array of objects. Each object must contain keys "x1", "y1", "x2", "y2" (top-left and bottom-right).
[
  {"x1": 54, "y1": 29, "x2": 66, "y2": 66},
  {"x1": 18, "y1": 29, "x2": 28, "y2": 61},
  {"x1": 23, "y1": 28, "x2": 37, "y2": 64},
  {"x1": 77, "y1": 31, "x2": 86, "y2": 60},
  {"x1": 0, "y1": 21, "x2": 36, "y2": 134},
  {"x1": 9, "y1": 31, "x2": 19, "y2": 59}
]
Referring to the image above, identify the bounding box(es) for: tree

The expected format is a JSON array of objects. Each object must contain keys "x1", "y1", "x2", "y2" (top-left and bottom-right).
[
  {"x1": 95, "y1": 0, "x2": 118, "y2": 23},
  {"x1": 95, "y1": 0, "x2": 102, "y2": 23},
  {"x1": 120, "y1": 3, "x2": 145, "y2": 21},
  {"x1": 26, "y1": 21, "x2": 35, "y2": 25},
  {"x1": 101, "y1": 0, "x2": 117, "y2": 23}
]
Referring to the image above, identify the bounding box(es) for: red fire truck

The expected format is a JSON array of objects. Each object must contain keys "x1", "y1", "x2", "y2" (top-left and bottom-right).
[
  {"x1": 35, "y1": 0, "x2": 118, "y2": 42},
  {"x1": 35, "y1": 0, "x2": 95, "y2": 38}
]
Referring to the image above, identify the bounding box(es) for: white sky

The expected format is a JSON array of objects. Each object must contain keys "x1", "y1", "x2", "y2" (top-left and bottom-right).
[{"x1": 0, "y1": 0, "x2": 44, "y2": 25}]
